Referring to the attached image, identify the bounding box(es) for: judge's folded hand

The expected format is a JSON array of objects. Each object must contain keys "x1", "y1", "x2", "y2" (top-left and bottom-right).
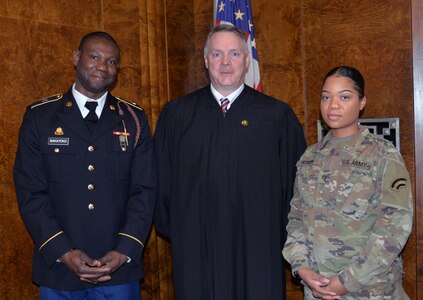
[{"x1": 297, "y1": 268, "x2": 341, "y2": 299}]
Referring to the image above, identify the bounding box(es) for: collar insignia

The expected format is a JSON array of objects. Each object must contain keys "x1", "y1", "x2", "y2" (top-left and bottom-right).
[{"x1": 54, "y1": 127, "x2": 64, "y2": 135}]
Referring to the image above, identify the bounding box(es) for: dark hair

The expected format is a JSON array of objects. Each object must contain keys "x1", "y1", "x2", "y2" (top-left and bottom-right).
[
  {"x1": 204, "y1": 24, "x2": 248, "y2": 55},
  {"x1": 78, "y1": 31, "x2": 120, "y2": 53},
  {"x1": 323, "y1": 66, "x2": 365, "y2": 99}
]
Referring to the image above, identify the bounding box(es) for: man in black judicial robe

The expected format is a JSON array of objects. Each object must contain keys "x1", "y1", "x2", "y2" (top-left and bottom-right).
[{"x1": 154, "y1": 24, "x2": 307, "y2": 299}]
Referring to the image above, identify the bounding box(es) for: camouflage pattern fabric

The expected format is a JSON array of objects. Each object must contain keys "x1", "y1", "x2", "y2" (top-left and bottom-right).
[{"x1": 283, "y1": 126, "x2": 413, "y2": 299}]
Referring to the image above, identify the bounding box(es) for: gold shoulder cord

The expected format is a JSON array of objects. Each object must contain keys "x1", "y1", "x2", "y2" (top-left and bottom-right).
[
  {"x1": 30, "y1": 94, "x2": 63, "y2": 109},
  {"x1": 116, "y1": 97, "x2": 143, "y2": 111}
]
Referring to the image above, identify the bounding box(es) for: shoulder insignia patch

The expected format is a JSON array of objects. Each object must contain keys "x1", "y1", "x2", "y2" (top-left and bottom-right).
[
  {"x1": 31, "y1": 94, "x2": 63, "y2": 109},
  {"x1": 116, "y1": 96, "x2": 143, "y2": 111},
  {"x1": 390, "y1": 177, "x2": 407, "y2": 191}
]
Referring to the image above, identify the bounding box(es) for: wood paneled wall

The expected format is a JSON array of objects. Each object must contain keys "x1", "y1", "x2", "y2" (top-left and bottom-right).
[
  {"x1": 0, "y1": 0, "x2": 417, "y2": 299},
  {"x1": 0, "y1": 1, "x2": 169, "y2": 299},
  {"x1": 298, "y1": 1, "x2": 415, "y2": 299}
]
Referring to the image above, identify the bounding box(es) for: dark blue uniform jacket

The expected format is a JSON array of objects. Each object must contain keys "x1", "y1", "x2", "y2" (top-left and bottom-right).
[{"x1": 14, "y1": 89, "x2": 155, "y2": 290}]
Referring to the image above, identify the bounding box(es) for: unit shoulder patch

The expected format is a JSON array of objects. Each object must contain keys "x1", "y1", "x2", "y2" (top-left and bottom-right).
[
  {"x1": 390, "y1": 177, "x2": 407, "y2": 191},
  {"x1": 116, "y1": 96, "x2": 143, "y2": 111},
  {"x1": 30, "y1": 94, "x2": 63, "y2": 109}
]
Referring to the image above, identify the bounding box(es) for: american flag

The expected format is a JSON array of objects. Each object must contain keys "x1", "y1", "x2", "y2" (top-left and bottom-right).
[{"x1": 215, "y1": 0, "x2": 262, "y2": 92}]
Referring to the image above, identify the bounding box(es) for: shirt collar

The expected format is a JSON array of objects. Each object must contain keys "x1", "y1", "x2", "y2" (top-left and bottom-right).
[
  {"x1": 210, "y1": 84, "x2": 245, "y2": 109},
  {"x1": 72, "y1": 83, "x2": 108, "y2": 118},
  {"x1": 313, "y1": 125, "x2": 369, "y2": 152}
]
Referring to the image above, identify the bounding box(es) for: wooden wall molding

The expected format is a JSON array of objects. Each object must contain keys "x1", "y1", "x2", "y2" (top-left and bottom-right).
[{"x1": 413, "y1": 0, "x2": 423, "y2": 298}]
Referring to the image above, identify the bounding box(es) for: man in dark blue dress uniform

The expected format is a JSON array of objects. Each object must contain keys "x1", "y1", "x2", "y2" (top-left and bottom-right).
[{"x1": 14, "y1": 31, "x2": 155, "y2": 299}]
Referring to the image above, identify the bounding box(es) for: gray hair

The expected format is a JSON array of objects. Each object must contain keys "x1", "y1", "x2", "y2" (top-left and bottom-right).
[{"x1": 204, "y1": 24, "x2": 249, "y2": 56}]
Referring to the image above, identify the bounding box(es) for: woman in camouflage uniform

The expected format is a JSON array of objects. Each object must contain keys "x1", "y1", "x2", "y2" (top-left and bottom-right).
[{"x1": 283, "y1": 66, "x2": 413, "y2": 300}]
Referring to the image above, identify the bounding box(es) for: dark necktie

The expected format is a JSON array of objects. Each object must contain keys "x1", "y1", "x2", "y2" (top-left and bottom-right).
[
  {"x1": 220, "y1": 98, "x2": 230, "y2": 115},
  {"x1": 85, "y1": 101, "x2": 98, "y2": 134}
]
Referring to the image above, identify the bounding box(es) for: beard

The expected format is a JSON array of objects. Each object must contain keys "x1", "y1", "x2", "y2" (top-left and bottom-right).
[{"x1": 77, "y1": 72, "x2": 117, "y2": 95}]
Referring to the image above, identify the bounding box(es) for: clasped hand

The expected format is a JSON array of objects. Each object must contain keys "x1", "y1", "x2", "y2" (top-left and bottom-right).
[
  {"x1": 60, "y1": 249, "x2": 128, "y2": 284},
  {"x1": 297, "y1": 268, "x2": 348, "y2": 300}
]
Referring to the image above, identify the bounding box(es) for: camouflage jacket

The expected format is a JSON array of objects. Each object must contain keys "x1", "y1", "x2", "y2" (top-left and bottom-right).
[{"x1": 283, "y1": 126, "x2": 413, "y2": 294}]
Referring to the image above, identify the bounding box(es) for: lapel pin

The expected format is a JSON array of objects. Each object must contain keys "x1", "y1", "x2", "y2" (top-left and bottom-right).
[
  {"x1": 241, "y1": 120, "x2": 249, "y2": 127},
  {"x1": 109, "y1": 105, "x2": 116, "y2": 110},
  {"x1": 65, "y1": 101, "x2": 72, "y2": 107}
]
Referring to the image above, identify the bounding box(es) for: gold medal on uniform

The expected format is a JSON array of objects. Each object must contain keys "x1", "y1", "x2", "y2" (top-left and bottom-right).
[
  {"x1": 113, "y1": 128, "x2": 130, "y2": 150},
  {"x1": 119, "y1": 135, "x2": 127, "y2": 151}
]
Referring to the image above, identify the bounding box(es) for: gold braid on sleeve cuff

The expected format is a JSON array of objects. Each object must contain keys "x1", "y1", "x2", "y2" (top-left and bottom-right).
[
  {"x1": 118, "y1": 232, "x2": 144, "y2": 247},
  {"x1": 39, "y1": 231, "x2": 64, "y2": 251}
]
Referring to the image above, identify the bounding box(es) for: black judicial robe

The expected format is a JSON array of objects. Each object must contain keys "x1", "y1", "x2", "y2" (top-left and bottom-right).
[{"x1": 154, "y1": 85, "x2": 306, "y2": 299}]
